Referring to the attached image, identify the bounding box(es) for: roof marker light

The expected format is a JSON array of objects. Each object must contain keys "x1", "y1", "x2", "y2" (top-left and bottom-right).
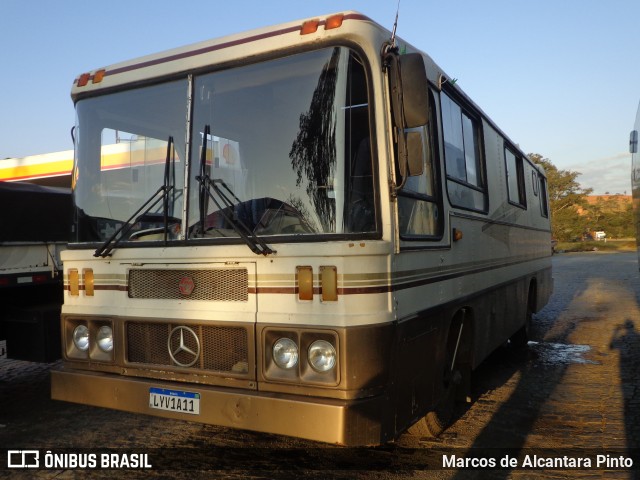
[
  {"x1": 324, "y1": 14, "x2": 344, "y2": 30},
  {"x1": 92, "y1": 69, "x2": 106, "y2": 84},
  {"x1": 77, "y1": 73, "x2": 91, "y2": 87},
  {"x1": 300, "y1": 19, "x2": 320, "y2": 35}
]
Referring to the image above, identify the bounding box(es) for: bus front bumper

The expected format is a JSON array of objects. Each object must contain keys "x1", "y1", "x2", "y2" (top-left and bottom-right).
[{"x1": 51, "y1": 366, "x2": 391, "y2": 446}]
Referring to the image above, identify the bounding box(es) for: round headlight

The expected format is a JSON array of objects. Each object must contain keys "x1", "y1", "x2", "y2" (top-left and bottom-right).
[
  {"x1": 96, "y1": 325, "x2": 114, "y2": 352},
  {"x1": 308, "y1": 340, "x2": 336, "y2": 372},
  {"x1": 272, "y1": 337, "x2": 299, "y2": 369},
  {"x1": 72, "y1": 324, "x2": 89, "y2": 351}
]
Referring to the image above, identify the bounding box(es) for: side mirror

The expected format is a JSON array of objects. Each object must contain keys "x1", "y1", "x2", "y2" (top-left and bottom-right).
[
  {"x1": 398, "y1": 130, "x2": 424, "y2": 178},
  {"x1": 395, "y1": 53, "x2": 429, "y2": 128},
  {"x1": 387, "y1": 52, "x2": 428, "y2": 179},
  {"x1": 630, "y1": 130, "x2": 638, "y2": 154}
]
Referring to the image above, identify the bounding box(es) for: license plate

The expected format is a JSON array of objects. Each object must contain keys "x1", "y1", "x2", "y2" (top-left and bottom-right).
[{"x1": 149, "y1": 387, "x2": 200, "y2": 415}]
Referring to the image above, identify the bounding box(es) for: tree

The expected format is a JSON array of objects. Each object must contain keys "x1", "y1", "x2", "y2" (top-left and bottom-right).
[
  {"x1": 528, "y1": 153, "x2": 592, "y2": 241},
  {"x1": 586, "y1": 196, "x2": 634, "y2": 239}
]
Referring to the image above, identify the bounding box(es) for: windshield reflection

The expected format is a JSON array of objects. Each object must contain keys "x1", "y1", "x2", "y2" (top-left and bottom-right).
[{"x1": 73, "y1": 47, "x2": 376, "y2": 248}]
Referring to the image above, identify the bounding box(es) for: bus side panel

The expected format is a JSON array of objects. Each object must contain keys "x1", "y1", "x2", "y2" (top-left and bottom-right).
[
  {"x1": 470, "y1": 275, "x2": 528, "y2": 367},
  {"x1": 392, "y1": 268, "x2": 549, "y2": 436},
  {"x1": 535, "y1": 266, "x2": 553, "y2": 313},
  {"x1": 393, "y1": 306, "x2": 447, "y2": 434}
]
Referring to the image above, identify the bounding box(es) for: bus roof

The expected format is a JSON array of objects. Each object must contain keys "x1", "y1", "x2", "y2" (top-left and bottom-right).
[
  {"x1": 69, "y1": 10, "x2": 544, "y2": 176},
  {"x1": 71, "y1": 11, "x2": 379, "y2": 101}
]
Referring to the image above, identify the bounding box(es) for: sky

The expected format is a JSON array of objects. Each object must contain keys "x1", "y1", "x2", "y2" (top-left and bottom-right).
[{"x1": 1, "y1": 0, "x2": 638, "y2": 195}]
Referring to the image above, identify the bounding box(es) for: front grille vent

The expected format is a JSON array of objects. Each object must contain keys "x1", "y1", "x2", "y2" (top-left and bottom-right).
[
  {"x1": 126, "y1": 322, "x2": 250, "y2": 374},
  {"x1": 128, "y1": 268, "x2": 248, "y2": 301}
]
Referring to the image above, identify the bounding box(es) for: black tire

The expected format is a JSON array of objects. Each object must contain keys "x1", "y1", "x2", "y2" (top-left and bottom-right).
[
  {"x1": 407, "y1": 313, "x2": 467, "y2": 438},
  {"x1": 407, "y1": 369, "x2": 460, "y2": 437}
]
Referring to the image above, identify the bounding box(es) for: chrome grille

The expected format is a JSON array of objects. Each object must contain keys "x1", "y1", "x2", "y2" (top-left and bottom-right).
[
  {"x1": 126, "y1": 322, "x2": 250, "y2": 374},
  {"x1": 128, "y1": 269, "x2": 248, "y2": 301}
]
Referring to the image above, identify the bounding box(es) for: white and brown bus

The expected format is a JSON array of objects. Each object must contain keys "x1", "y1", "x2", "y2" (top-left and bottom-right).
[{"x1": 51, "y1": 11, "x2": 552, "y2": 446}]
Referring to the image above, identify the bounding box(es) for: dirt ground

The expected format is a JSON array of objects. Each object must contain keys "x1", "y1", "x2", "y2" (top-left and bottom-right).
[{"x1": 1, "y1": 252, "x2": 640, "y2": 479}]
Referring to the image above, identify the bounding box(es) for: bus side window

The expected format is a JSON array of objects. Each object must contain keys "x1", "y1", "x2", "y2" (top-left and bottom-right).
[
  {"x1": 344, "y1": 52, "x2": 375, "y2": 233},
  {"x1": 505, "y1": 146, "x2": 526, "y2": 208},
  {"x1": 539, "y1": 174, "x2": 549, "y2": 217},
  {"x1": 397, "y1": 91, "x2": 443, "y2": 239},
  {"x1": 441, "y1": 92, "x2": 487, "y2": 212}
]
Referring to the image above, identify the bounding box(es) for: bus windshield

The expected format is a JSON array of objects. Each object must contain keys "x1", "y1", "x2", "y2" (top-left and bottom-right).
[{"x1": 73, "y1": 46, "x2": 376, "y2": 246}]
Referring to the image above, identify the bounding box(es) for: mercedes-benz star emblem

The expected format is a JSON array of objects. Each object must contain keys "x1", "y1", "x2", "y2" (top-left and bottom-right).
[{"x1": 168, "y1": 326, "x2": 201, "y2": 367}]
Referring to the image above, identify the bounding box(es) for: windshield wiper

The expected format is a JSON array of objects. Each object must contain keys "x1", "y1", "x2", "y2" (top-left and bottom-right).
[
  {"x1": 94, "y1": 137, "x2": 176, "y2": 257},
  {"x1": 197, "y1": 176, "x2": 276, "y2": 256},
  {"x1": 196, "y1": 125, "x2": 275, "y2": 256}
]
